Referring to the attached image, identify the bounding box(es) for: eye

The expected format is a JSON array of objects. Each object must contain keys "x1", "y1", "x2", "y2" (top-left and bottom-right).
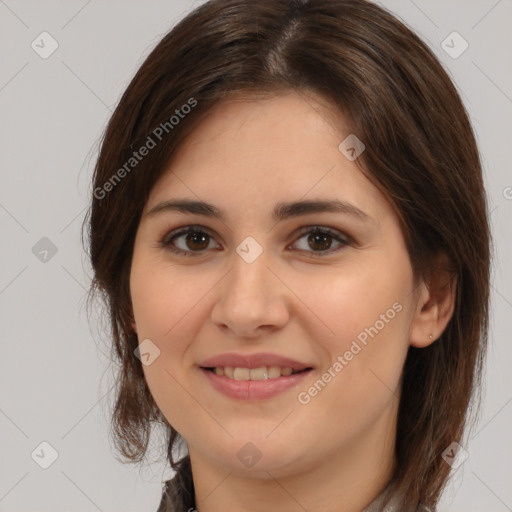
[
  {"x1": 161, "y1": 225, "x2": 220, "y2": 257},
  {"x1": 290, "y1": 226, "x2": 350, "y2": 256},
  {"x1": 161, "y1": 225, "x2": 350, "y2": 258}
]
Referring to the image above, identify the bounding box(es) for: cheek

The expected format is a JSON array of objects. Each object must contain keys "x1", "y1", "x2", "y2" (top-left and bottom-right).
[
  {"x1": 296, "y1": 258, "x2": 412, "y2": 417},
  {"x1": 130, "y1": 271, "x2": 203, "y2": 435},
  {"x1": 130, "y1": 259, "x2": 220, "y2": 430},
  {"x1": 130, "y1": 257, "x2": 214, "y2": 345},
  {"x1": 303, "y1": 257, "x2": 412, "y2": 353}
]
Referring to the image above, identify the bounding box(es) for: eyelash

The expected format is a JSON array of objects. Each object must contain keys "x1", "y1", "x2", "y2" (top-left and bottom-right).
[{"x1": 160, "y1": 224, "x2": 351, "y2": 258}]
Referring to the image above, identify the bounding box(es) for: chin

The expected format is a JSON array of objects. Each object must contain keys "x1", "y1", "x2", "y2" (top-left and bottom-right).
[{"x1": 200, "y1": 434, "x2": 311, "y2": 478}]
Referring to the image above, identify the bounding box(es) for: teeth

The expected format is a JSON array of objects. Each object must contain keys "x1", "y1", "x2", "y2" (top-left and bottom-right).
[
  {"x1": 211, "y1": 366, "x2": 301, "y2": 380},
  {"x1": 233, "y1": 367, "x2": 250, "y2": 380},
  {"x1": 267, "y1": 366, "x2": 281, "y2": 379}
]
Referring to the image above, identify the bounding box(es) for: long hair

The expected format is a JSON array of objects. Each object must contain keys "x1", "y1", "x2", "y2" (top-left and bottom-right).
[{"x1": 86, "y1": 0, "x2": 491, "y2": 508}]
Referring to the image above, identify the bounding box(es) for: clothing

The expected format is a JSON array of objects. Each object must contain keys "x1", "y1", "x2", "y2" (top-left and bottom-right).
[{"x1": 156, "y1": 455, "x2": 436, "y2": 512}]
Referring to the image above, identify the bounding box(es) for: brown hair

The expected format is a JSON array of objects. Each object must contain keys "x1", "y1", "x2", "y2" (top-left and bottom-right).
[{"x1": 86, "y1": 0, "x2": 491, "y2": 508}]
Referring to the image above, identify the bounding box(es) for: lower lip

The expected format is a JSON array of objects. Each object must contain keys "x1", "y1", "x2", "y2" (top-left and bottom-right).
[{"x1": 200, "y1": 368, "x2": 312, "y2": 400}]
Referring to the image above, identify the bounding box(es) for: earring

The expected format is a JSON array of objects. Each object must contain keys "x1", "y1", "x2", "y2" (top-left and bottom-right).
[{"x1": 429, "y1": 334, "x2": 433, "y2": 340}]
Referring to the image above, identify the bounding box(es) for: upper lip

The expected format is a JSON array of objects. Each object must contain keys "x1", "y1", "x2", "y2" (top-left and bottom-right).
[{"x1": 199, "y1": 352, "x2": 312, "y2": 371}]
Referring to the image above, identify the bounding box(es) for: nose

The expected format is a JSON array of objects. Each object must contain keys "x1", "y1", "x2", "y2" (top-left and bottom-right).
[{"x1": 210, "y1": 250, "x2": 290, "y2": 339}]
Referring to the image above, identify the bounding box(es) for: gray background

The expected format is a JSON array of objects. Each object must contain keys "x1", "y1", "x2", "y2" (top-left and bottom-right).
[{"x1": 0, "y1": 0, "x2": 511, "y2": 511}]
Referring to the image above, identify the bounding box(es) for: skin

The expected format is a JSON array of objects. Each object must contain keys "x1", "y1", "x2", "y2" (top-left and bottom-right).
[{"x1": 130, "y1": 91, "x2": 455, "y2": 512}]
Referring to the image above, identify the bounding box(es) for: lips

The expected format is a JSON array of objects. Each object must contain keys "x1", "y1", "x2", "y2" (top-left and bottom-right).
[
  {"x1": 199, "y1": 352, "x2": 311, "y2": 371},
  {"x1": 199, "y1": 352, "x2": 313, "y2": 400}
]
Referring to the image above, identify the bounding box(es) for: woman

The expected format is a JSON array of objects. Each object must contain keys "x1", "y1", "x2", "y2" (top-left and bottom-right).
[{"x1": 87, "y1": 0, "x2": 491, "y2": 510}]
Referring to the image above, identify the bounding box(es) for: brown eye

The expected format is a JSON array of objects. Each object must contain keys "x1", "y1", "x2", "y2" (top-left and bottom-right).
[
  {"x1": 307, "y1": 232, "x2": 333, "y2": 251},
  {"x1": 291, "y1": 227, "x2": 350, "y2": 256},
  {"x1": 185, "y1": 231, "x2": 210, "y2": 251},
  {"x1": 162, "y1": 226, "x2": 220, "y2": 256}
]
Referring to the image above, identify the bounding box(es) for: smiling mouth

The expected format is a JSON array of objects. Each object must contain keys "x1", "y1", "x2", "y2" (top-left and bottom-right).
[{"x1": 201, "y1": 366, "x2": 312, "y2": 381}]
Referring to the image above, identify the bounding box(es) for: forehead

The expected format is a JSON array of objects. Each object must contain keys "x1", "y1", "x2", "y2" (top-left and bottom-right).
[
  {"x1": 145, "y1": 91, "x2": 390, "y2": 225},
  {"x1": 172, "y1": 90, "x2": 351, "y2": 167}
]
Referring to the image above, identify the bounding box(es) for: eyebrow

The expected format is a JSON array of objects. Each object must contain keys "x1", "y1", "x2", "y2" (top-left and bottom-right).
[{"x1": 146, "y1": 198, "x2": 372, "y2": 223}]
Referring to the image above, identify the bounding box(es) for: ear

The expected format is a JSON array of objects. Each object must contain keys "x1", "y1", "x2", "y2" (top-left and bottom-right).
[{"x1": 409, "y1": 255, "x2": 457, "y2": 348}]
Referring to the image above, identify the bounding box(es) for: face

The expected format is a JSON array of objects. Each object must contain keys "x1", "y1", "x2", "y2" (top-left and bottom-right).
[{"x1": 130, "y1": 91, "x2": 424, "y2": 479}]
